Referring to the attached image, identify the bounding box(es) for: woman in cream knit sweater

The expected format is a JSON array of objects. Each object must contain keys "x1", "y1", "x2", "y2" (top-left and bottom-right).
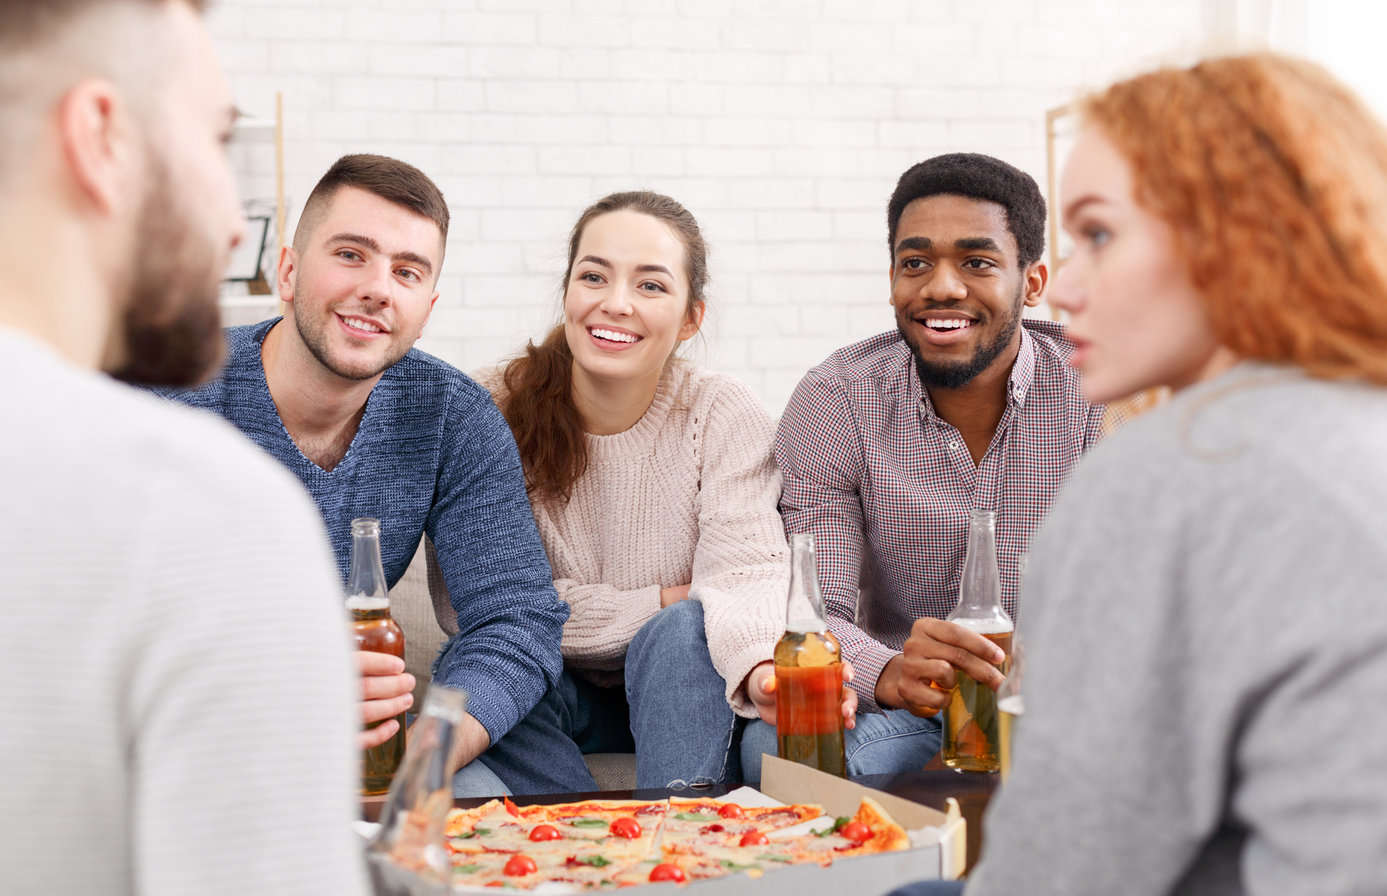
[{"x1": 478, "y1": 191, "x2": 843, "y2": 793}]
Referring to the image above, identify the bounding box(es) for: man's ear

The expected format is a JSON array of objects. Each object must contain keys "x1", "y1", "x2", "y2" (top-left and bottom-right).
[
  {"x1": 1023, "y1": 260, "x2": 1048, "y2": 307},
  {"x1": 276, "y1": 244, "x2": 298, "y2": 304},
  {"x1": 58, "y1": 79, "x2": 134, "y2": 216}
]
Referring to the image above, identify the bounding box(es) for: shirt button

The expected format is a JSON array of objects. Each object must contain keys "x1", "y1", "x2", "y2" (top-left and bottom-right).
[{"x1": 949, "y1": 440, "x2": 960, "y2": 450}]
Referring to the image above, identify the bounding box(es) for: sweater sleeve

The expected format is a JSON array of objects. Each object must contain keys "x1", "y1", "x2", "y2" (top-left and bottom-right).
[
  {"x1": 552, "y1": 576, "x2": 665, "y2": 667},
  {"x1": 688, "y1": 376, "x2": 789, "y2": 716},
  {"x1": 775, "y1": 365, "x2": 896, "y2": 712},
  {"x1": 427, "y1": 386, "x2": 568, "y2": 744}
]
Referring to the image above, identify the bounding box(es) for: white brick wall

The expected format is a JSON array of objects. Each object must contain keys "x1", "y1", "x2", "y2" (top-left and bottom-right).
[{"x1": 211, "y1": 0, "x2": 1227, "y2": 412}]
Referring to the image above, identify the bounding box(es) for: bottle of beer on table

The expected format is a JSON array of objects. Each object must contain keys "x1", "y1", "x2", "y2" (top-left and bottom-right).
[
  {"x1": 348, "y1": 516, "x2": 407, "y2": 796},
  {"x1": 941, "y1": 509, "x2": 1013, "y2": 774},
  {"x1": 774, "y1": 533, "x2": 846, "y2": 776}
]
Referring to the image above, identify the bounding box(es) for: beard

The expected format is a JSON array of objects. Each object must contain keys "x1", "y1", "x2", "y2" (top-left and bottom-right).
[
  {"x1": 291, "y1": 282, "x2": 411, "y2": 382},
  {"x1": 899, "y1": 287, "x2": 1024, "y2": 391},
  {"x1": 107, "y1": 150, "x2": 227, "y2": 387}
]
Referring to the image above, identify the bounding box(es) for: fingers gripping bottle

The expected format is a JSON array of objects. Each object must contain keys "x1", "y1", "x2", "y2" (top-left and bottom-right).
[
  {"x1": 348, "y1": 517, "x2": 407, "y2": 795},
  {"x1": 942, "y1": 509, "x2": 1014, "y2": 774},
  {"x1": 774, "y1": 533, "x2": 847, "y2": 776}
]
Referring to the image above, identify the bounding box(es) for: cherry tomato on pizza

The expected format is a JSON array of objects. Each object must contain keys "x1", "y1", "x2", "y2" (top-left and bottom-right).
[
  {"x1": 528, "y1": 824, "x2": 561, "y2": 842},
  {"x1": 649, "y1": 863, "x2": 687, "y2": 883},
  {"x1": 739, "y1": 830, "x2": 770, "y2": 847},
  {"x1": 839, "y1": 821, "x2": 871, "y2": 844},
  {"x1": 609, "y1": 817, "x2": 642, "y2": 839},
  {"x1": 503, "y1": 855, "x2": 538, "y2": 876}
]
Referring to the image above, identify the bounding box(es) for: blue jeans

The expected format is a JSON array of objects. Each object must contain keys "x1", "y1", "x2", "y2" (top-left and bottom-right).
[
  {"x1": 739, "y1": 705, "x2": 943, "y2": 782},
  {"x1": 480, "y1": 601, "x2": 740, "y2": 793}
]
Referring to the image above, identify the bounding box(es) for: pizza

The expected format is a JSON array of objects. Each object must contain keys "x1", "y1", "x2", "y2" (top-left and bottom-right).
[{"x1": 439, "y1": 793, "x2": 911, "y2": 890}]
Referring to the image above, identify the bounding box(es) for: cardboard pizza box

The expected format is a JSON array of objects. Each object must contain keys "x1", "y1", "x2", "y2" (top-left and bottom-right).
[{"x1": 644, "y1": 755, "x2": 964, "y2": 895}]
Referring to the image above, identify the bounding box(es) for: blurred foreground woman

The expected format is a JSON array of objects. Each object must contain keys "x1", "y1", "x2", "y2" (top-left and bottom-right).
[{"x1": 893, "y1": 53, "x2": 1387, "y2": 896}]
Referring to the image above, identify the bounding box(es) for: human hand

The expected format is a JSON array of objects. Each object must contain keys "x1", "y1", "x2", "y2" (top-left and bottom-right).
[
  {"x1": 659, "y1": 583, "x2": 691, "y2": 607},
  {"x1": 750, "y1": 661, "x2": 857, "y2": 731},
  {"x1": 355, "y1": 650, "x2": 415, "y2": 750},
  {"x1": 893, "y1": 618, "x2": 1007, "y2": 717}
]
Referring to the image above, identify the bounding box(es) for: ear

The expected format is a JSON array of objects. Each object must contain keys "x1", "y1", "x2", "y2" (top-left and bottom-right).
[
  {"x1": 58, "y1": 79, "x2": 133, "y2": 216},
  {"x1": 678, "y1": 300, "x2": 706, "y2": 341},
  {"x1": 1022, "y1": 260, "x2": 1048, "y2": 308},
  {"x1": 421, "y1": 291, "x2": 439, "y2": 329},
  {"x1": 275, "y1": 244, "x2": 298, "y2": 304},
  {"x1": 887, "y1": 262, "x2": 898, "y2": 306}
]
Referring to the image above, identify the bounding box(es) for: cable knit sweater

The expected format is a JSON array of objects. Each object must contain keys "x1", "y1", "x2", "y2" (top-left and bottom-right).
[{"x1": 487, "y1": 361, "x2": 789, "y2": 717}]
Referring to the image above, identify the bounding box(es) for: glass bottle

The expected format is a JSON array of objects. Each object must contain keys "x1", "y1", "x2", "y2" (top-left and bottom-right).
[
  {"x1": 348, "y1": 516, "x2": 407, "y2": 795},
  {"x1": 941, "y1": 509, "x2": 1014, "y2": 774},
  {"x1": 366, "y1": 685, "x2": 469, "y2": 896},
  {"x1": 774, "y1": 533, "x2": 846, "y2": 776},
  {"x1": 997, "y1": 554, "x2": 1028, "y2": 783}
]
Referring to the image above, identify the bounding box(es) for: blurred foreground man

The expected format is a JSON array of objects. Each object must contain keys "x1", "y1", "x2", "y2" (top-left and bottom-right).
[
  {"x1": 163, "y1": 154, "x2": 570, "y2": 796},
  {"x1": 0, "y1": 2, "x2": 366, "y2": 895}
]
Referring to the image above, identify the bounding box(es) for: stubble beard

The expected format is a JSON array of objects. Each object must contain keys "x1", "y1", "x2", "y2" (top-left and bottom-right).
[
  {"x1": 290, "y1": 278, "x2": 410, "y2": 382},
  {"x1": 108, "y1": 148, "x2": 227, "y2": 388},
  {"x1": 899, "y1": 286, "x2": 1024, "y2": 391}
]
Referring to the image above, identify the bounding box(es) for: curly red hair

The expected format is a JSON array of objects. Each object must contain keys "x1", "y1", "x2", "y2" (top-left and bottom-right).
[{"x1": 1080, "y1": 53, "x2": 1387, "y2": 384}]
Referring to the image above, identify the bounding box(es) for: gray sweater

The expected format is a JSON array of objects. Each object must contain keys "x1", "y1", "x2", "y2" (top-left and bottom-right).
[{"x1": 968, "y1": 364, "x2": 1387, "y2": 896}]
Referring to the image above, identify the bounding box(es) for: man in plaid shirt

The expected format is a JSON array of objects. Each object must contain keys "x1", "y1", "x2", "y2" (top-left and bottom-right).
[{"x1": 742, "y1": 154, "x2": 1105, "y2": 778}]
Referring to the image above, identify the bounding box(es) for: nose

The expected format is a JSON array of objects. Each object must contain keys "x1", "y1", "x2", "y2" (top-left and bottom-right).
[
  {"x1": 359, "y1": 260, "x2": 395, "y2": 306},
  {"x1": 599, "y1": 283, "x2": 634, "y2": 316},
  {"x1": 1048, "y1": 260, "x2": 1083, "y2": 315},
  {"x1": 926, "y1": 265, "x2": 968, "y2": 302}
]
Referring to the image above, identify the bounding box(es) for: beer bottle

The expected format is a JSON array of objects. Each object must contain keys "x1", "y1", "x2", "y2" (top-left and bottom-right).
[
  {"x1": 997, "y1": 554, "x2": 1027, "y2": 783},
  {"x1": 941, "y1": 509, "x2": 1013, "y2": 774},
  {"x1": 774, "y1": 533, "x2": 846, "y2": 776},
  {"x1": 366, "y1": 685, "x2": 469, "y2": 896},
  {"x1": 348, "y1": 516, "x2": 407, "y2": 796}
]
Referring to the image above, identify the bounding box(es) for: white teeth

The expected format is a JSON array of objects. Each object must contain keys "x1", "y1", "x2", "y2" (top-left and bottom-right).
[
  {"x1": 343, "y1": 317, "x2": 382, "y2": 333},
  {"x1": 924, "y1": 319, "x2": 971, "y2": 330},
  {"x1": 591, "y1": 328, "x2": 638, "y2": 343}
]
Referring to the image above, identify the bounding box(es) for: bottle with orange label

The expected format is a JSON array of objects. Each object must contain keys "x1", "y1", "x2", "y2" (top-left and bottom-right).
[
  {"x1": 774, "y1": 533, "x2": 846, "y2": 776},
  {"x1": 347, "y1": 516, "x2": 407, "y2": 795}
]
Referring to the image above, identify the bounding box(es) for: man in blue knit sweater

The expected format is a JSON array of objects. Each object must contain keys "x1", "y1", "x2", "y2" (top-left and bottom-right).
[{"x1": 167, "y1": 154, "x2": 570, "y2": 794}]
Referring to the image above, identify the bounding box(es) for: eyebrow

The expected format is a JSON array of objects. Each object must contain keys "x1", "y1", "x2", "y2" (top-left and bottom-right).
[
  {"x1": 577, "y1": 255, "x2": 674, "y2": 277},
  {"x1": 1061, "y1": 195, "x2": 1106, "y2": 224},
  {"x1": 894, "y1": 236, "x2": 1004, "y2": 255},
  {"x1": 328, "y1": 232, "x2": 434, "y2": 276}
]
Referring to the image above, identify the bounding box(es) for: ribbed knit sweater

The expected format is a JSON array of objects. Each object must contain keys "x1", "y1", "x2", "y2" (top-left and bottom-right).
[{"x1": 487, "y1": 362, "x2": 788, "y2": 717}]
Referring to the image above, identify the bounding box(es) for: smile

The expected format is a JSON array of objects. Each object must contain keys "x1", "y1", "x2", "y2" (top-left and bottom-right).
[
  {"x1": 340, "y1": 314, "x2": 386, "y2": 335},
  {"x1": 590, "y1": 327, "x2": 640, "y2": 344},
  {"x1": 922, "y1": 318, "x2": 975, "y2": 331}
]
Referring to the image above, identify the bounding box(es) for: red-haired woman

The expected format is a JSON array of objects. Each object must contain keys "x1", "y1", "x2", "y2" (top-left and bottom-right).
[{"x1": 892, "y1": 53, "x2": 1387, "y2": 896}]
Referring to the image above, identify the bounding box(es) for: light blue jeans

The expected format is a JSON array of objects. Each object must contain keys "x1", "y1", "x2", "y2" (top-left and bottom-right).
[
  {"x1": 888, "y1": 881, "x2": 965, "y2": 896},
  {"x1": 478, "y1": 601, "x2": 740, "y2": 793},
  {"x1": 738, "y1": 704, "x2": 943, "y2": 783}
]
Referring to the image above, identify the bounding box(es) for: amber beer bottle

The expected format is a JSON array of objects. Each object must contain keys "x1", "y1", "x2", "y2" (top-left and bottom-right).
[
  {"x1": 941, "y1": 509, "x2": 1014, "y2": 774},
  {"x1": 348, "y1": 517, "x2": 407, "y2": 796},
  {"x1": 774, "y1": 533, "x2": 846, "y2": 776}
]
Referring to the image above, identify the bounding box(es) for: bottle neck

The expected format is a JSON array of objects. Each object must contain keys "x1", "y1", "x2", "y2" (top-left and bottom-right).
[
  {"x1": 347, "y1": 518, "x2": 390, "y2": 606},
  {"x1": 785, "y1": 534, "x2": 827, "y2": 632},
  {"x1": 949, "y1": 509, "x2": 1009, "y2": 625}
]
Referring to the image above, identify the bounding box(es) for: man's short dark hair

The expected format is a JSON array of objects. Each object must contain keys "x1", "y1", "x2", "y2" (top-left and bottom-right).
[
  {"x1": 886, "y1": 153, "x2": 1046, "y2": 267},
  {"x1": 293, "y1": 153, "x2": 450, "y2": 251}
]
